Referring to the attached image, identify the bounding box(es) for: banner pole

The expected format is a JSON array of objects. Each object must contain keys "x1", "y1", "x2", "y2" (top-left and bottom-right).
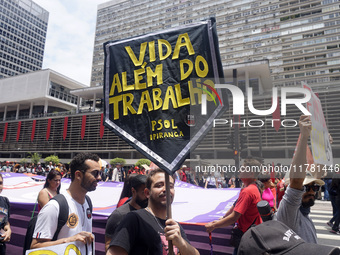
[{"x1": 165, "y1": 172, "x2": 174, "y2": 255}]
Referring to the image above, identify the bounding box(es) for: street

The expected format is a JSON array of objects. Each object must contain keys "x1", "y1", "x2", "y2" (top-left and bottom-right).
[{"x1": 311, "y1": 200, "x2": 340, "y2": 248}]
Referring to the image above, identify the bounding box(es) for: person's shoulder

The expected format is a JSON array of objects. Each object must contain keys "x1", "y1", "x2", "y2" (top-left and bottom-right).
[
  {"x1": 126, "y1": 208, "x2": 149, "y2": 220},
  {"x1": 111, "y1": 203, "x2": 130, "y2": 217},
  {"x1": 243, "y1": 183, "x2": 258, "y2": 192},
  {"x1": 0, "y1": 195, "x2": 9, "y2": 205},
  {"x1": 38, "y1": 188, "x2": 47, "y2": 195}
]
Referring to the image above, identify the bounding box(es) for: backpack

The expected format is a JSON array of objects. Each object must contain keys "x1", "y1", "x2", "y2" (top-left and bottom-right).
[{"x1": 23, "y1": 194, "x2": 92, "y2": 255}]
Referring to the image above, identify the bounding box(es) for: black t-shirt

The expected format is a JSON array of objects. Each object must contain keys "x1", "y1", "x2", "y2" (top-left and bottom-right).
[
  {"x1": 110, "y1": 209, "x2": 189, "y2": 255},
  {"x1": 105, "y1": 203, "x2": 136, "y2": 238},
  {"x1": 0, "y1": 196, "x2": 10, "y2": 230}
]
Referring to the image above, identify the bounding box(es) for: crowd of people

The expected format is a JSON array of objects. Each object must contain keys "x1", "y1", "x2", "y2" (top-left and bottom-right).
[{"x1": 0, "y1": 115, "x2": 339, "y2": 254}]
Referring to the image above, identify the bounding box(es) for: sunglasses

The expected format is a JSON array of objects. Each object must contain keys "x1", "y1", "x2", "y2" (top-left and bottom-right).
[
  {"x1": 89, "y1": 170, "x2": 100, "y2": 178},
  {"x1": 304, "y1": 184, "x2": 321, "y2": 192}
]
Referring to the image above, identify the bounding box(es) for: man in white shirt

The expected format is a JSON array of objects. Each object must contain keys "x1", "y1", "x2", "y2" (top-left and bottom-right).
[
  {"x1": 31, "y1": 153, "x2": 102, "y2": 250},
  {"x1": 112, "y1": 163, "x2": 122, "y2": 182}
]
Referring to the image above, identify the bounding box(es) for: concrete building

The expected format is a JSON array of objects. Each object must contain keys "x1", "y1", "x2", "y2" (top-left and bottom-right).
[
  {"x1": 87, "y1": 0, "x2": 340, "y2": 165},
  {"x1": 0, "y1": 69, "x2": 90, "y2": 161},
  {"x1": 0, "y1": 69, "x2": 84, "y2": 121},
  {"x1": 91, "y1": 0, "x2": 340, "y2": 90},
  {"x1": 1, "y1": 0, "x2": 339, "y2": 167},
  {"x1": 0, "y1": 0, "x2": 48, "y2": 78}
]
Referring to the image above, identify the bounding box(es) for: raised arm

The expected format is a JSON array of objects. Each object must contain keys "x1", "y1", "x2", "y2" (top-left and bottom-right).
[{"x1": 289, "y1": 115, "x2": 312, "y2": 190}]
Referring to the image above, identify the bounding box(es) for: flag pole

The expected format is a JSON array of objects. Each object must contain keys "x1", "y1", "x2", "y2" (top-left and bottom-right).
[{"x1": 165, "y1": 172, "x2": 174, "y2": 255}]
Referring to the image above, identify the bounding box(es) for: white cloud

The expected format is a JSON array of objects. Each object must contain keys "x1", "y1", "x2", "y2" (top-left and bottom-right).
[{"x1": 33, "y1": 0, "x2": 108, "y2": 86}]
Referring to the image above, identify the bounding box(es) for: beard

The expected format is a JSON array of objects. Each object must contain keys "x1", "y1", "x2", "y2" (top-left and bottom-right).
[
  {"x1": 136, "y1": 197, "x2": 148, "y2": 208},
  {"x1": 301, "y1": 194, "x2": 315, "y2": 208},
  {"x1": 81, "y1": 179, "x2": 97, "y2": 192}
]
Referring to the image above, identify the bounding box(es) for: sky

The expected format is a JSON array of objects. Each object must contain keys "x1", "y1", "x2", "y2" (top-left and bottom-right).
[{"x1": 33, "y1": 0, "x2": 109, "y2": 86}]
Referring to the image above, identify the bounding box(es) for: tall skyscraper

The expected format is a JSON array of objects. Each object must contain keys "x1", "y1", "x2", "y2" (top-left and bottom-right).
[
  {"x1": 91, "y1": 0, "x2": 340, "y2": 90},
  {"x1": 0, "y1": 0, "x2": 48, "y2": 79}
]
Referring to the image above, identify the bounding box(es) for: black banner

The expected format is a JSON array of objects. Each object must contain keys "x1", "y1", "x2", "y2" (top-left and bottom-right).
[{"x1": 103, "y1": 18, "x2": 228, "y2": 174}]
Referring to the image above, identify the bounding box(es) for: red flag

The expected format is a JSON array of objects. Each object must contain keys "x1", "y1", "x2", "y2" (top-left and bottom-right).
[
  {"x1": 31, "y1": 120, "x2": 36, "y2": 142},
  {"x1": 63, "y1": 117, "x2": 68, "y2": 140},
  {"x1": 16, "y1": 121, "x2": 22, "y2": 142},
  {"x1": 81, "y1": 115, "x2": 87, "y2": 140},
  {"x1": 2, "y1": 123, "x2": 8, "y2": 142},
  {"x1": 272, "y1": 97, "x2": 280, "y2": 132},
  {"x1": 46, "y1": 119, "x2": 52, "y2": 140},
  {"x1": 100, "y1": 113, "x2": 105, "y2": 139}
]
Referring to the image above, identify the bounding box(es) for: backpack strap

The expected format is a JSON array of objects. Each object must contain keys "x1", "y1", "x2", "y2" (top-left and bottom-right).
[
  {"x1": 51, "y1": 194, "x2": 69, "y2": 241},
  {"x1": 85, "y1": 195, "x2": 93, "y2": 213},
  {"x1": 3, "y1": 196, "x2": 10, "y2": 219}
]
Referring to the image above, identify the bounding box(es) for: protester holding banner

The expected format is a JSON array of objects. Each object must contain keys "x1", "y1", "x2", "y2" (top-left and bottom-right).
[
  {"x1": 205, "y1": 157, "x2": 262, "y2": 255},
  {"x1": 107, "y1": 169, "x2": 199, "y2": 255},
  {"x1": 105, "y1": 174, "x2": 148, "y2": 251},
  {"x1": 37, "y1": 169, "x2": 62, "y2": 210},
  {"x1": 276, "y1": 115, "x2": 325, "y2": 243},
  {"x1": 30, "y1": 153, "x2": 101, "y2": 251},
  {"x1": 0, "y1": 173, "x2": 11, "y2": 254}
]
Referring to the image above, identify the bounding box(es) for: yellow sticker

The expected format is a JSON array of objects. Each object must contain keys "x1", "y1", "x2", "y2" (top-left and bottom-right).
[{"x1": 67, "y1": 213, "x2": 78, "y2": 228}]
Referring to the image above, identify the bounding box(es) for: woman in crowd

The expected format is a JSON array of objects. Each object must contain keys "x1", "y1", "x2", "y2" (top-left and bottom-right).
[
  {"x1": 258, "y1": 174, "x2": 277, "y2": 212},
  {"x1": 116, "y1": 173, "x2": 138, "y2": 208},
  {"x1": 37, "y1": 169, "x2": 62, "y2": 210},
  {"x1": 0, "y1": 173, "x2": 12, "y2": 254}
]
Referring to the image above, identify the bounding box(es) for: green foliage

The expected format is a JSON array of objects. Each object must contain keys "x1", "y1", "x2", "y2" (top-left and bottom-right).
[
  {"x1": 110, "y1": 157, "x2": 126, "y2": 165},
  {"x1": 44, "y1": 155, "x2": 60, "y2": 165},
  {"x1": 20, "y1": 158, "x2": 28, "y2": 165},
  {"x1": 135, "y1": 158, "x2": 151, "y2": 168},
  {"x1": 27, "y1": 152, "x2": 41, "y2": 164}
]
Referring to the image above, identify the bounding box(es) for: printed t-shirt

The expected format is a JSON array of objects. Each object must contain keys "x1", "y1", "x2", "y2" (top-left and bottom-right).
[{"x1": 33, "y1": 191, "x2": 92, "y2": 250}]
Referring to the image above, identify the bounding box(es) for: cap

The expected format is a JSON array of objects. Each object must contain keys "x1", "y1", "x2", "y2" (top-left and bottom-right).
[
  {"x1": 182, "y1": 165, "x2": 187, "y2": 168},
  {"x1": 130, "y1": 174, "x2": 147, "y2": 190},
  {"x1": 134, "y1": 166, "x2": 139, "y2": 170},
  {"x1": 238, "y1": 220, "x2": 340, "y2": 255},
  {"x1": 284, "y1": 170, "x2": 325, "y2": 187}
]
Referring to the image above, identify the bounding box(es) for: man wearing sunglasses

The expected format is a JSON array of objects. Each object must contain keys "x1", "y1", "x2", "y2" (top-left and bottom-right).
[
  {"x1": 31, "y1": 152, "x2": 101, "y2": 251},
  {"x1": 276, "y1": 115, "x2": 325, "y2": 243}
]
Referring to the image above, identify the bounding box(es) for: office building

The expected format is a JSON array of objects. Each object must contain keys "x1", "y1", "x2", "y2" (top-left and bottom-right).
[
  {"x1": 0, "y1": 0, "x2": 48, "y2": 78},
  {"x1": 87, "y1": 0, "x2": 340, "y2": 164},
  {"x1": 1, "y1": 0, "x2": 339, "y2": 166},
  {"x1": 91, "y1": 0, "x2": 340, "y2": 89}
]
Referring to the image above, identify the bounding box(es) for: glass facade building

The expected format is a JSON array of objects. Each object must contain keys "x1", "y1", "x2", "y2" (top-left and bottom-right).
[
  {"x1": 91, "y1": 0, "x2": 340, "y2": 90},
  {"x1": 0, "y1": 0, "x2": 48, "y2": 79}
]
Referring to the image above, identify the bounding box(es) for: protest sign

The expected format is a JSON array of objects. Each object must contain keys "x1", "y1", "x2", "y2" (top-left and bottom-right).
[
  {"x1": 103, "y1": 18, "x2": 228, "y2": 174},
  {"x1": 302, "y1": 82, "x2": 333, "y2": 166},
  {"x1": 25, "y1": 240, "x2": 94, "y2": 255}
]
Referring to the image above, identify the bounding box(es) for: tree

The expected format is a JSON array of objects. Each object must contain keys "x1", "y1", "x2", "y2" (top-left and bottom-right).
[
  {"x1": 135, "y1": 159, "x2": 151, "y2": 168},
  {"x1": 28, "y1": 152, "x2": 41, "y2": 165},
  {"x1": 110, "y1": 157, "x2": 126, "y2": 166},
  {"x1": 20, "y1": 158, "x2": 28, "y2": 165},
  {"x1": 44, "y1": 155, "x2": 60, "y2": 165}
]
